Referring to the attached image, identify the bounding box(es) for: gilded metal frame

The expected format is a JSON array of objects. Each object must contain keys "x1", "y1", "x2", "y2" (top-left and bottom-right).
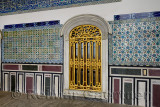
[{"x1": 69, "y1": 25, "x2": 101, "y2": 91}]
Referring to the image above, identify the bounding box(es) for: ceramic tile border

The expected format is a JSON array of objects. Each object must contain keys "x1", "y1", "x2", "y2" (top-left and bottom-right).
[
  {"x1": 114, "y1": 11, "x2": 160, "y2": 20},
  {"x1": 109, "y1": 17, "x2": 160, "y2": 24},
  {"x1": 4, "y1": 20, "x2": 60, "y2": 29},
  {"x1": 0, "y1": 0, "x2": 121, "y2": 16}
]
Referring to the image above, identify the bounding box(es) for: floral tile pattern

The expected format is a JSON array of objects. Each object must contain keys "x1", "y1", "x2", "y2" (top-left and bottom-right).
[
  {"x1": 2, "y1": 24, "x2": 63, "y2": 64},
  {"x1": 109, "y1": 18, "x2": 160, "y2": 66},
  {"x1": 0, "y1": 0, "x2": 121, "y2": 15}
]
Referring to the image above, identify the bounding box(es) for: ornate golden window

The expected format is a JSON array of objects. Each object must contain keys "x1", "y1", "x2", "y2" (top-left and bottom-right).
[{"x1": 69, "y1": 25, "x2": 101, "y2": 91}]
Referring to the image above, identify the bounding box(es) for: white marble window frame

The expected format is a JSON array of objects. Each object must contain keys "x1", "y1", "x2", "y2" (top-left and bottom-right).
[{"x1": 61, "y1": 14, "x2": 112, "y2": 99}]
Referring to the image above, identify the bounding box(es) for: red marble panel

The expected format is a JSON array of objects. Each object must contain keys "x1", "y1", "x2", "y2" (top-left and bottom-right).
[
  {"x1": 42, "y1": 66, "x2": 61, "y2": 72},
  {"x1": 114, "y1": 79, "x2": 120, "y2": 104},
  {"x1": 26, "y1": 77, "x2": 33, "y2": 93},
  {"x1": 3, "y1": 65, "x2": 19, "y2": 70},
  {"x1": 153, "y1": 85, "x2": 160, "y2": 107},
  {"x1": 149, "y1": 69, "x2": 160, "y2": 76}
]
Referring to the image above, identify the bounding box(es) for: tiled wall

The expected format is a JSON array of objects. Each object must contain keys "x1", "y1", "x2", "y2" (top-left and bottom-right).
[
  {"x1": 2, "y1": 20, "x2": 63, "y2": 64},
  {"x1": 1, "y1": 20, "x2": 63, "y2": 98},
  {"x1": 109, "y1": 17, "x2": 160, "y2": 66},
  {"x1": 0, "y1": 0, "x2": 121, "y2": 15},
  {"x1": 114, "y1": 11, "x2": 160, "y2": 20},
  {"x1": 4, "y1": 20, "x2": 60, "y2": 29},
  {"x1": 109, "y1": 11, "x2": 160, "y2": 107}
]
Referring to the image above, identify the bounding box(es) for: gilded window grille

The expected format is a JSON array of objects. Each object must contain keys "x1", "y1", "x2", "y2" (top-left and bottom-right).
[{"x1": 69, "y1": 25, "x2": 101, "y2": 91}]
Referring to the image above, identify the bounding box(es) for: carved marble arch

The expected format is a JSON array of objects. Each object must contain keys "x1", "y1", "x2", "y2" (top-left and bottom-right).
[{"x1": 61, "y1": 14, "x2": 112, "y2": 99}]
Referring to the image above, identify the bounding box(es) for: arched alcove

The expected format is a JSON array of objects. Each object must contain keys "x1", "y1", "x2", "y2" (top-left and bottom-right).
[{"x1": 61, "y1": 14, "x2": 112, "y2": 99}]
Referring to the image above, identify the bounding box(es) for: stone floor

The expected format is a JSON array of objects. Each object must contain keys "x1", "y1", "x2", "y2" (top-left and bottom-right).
[{"x1": 0, "y1": 91, "x2": 138, "y2": 107}]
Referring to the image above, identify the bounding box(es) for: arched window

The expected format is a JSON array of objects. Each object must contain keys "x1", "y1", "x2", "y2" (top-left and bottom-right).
[
  {"x1": 61, "y1": 14, "x2": 111, "y2": 98},
  {"x1": 69, "y1": 25, "x2": 101, "y2": 91}
]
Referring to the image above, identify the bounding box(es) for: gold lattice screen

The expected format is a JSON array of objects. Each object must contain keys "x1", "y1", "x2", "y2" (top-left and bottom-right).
[{"x1": 69, "y1": 25, "x2": 102, "y2": 91}]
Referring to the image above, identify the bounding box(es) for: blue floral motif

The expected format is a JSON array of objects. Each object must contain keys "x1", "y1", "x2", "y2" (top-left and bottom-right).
[
  {"x1": 0, "y1": 0, "x2": 121, "y2": 15},
  {"x1": 109, "y1": 18, "x2": 160, "y2": 66},
  {"x1": 2, "y1": 24, "x2": 63, "y2": 64}
]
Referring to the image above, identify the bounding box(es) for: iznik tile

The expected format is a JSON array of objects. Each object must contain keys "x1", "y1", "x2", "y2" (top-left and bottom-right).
[
  {"x1": 109, "y1": 18, "x2": 160, "y2": 66},
  {"x1": 4, "y1": 20, "x2": 60, "y2": 29},
  {"x1": 114, "y1": 11, "x2": 160, "y2": 20},
  {"x1": 2, "y1": 24, "x2": 63, "y2": 64},
  {"x1": 0, "y1": 0, "x2": 121, "y2": 15}
]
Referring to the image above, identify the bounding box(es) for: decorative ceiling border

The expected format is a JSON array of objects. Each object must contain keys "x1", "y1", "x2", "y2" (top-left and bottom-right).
[
  {"x1": 0, "y1": 0, "x2": 121, "y2": 16},
  {"x1": 4, "y1": 20, "x2": 60, "y2": 29},
  {"x1": 114, "y1": 11, "x2": 160, "y2": 20},
  {"x1": 109, "y1": 17, "x2": 160, "y2": 24}
]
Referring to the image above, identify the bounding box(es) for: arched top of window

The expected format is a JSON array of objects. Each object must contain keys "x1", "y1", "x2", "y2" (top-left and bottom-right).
[
  {"x1": 70, "y1": 25, "x2": 101, "y2": 38},
  {"x1": 61, "y1": 14, "x2": 112, "y2": 41}
]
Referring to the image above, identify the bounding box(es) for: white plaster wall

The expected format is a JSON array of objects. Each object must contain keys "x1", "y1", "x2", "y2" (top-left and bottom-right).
[{"x1": 0, "y1": 0, "x2": 160, "y2": 29}]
